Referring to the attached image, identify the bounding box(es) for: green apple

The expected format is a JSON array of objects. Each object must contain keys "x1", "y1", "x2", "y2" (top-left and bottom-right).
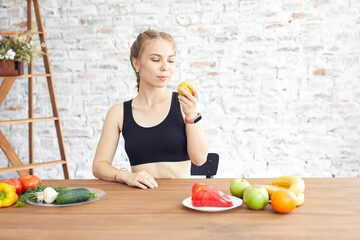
[
  {"x1": 230, "y1": 178, "x2": 250, "y2": 198},
  {"x1": 243, "y1": 185, "x2": 269, "y2": 210}
]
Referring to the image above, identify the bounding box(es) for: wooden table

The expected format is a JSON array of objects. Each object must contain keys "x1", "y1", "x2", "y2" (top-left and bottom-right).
[{"x1": 1, "y1": 178, "x2": 359, "y2": 240}]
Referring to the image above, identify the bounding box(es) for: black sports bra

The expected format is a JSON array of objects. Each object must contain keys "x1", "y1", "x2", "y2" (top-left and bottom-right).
[{"x1": 122, "y1": 92, "x2": 189, "y2": 166}]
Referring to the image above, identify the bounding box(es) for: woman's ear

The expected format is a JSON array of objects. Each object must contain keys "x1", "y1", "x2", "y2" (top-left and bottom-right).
[{"x1": 132, "y1": 57, "x2": 139, "y2": 71}]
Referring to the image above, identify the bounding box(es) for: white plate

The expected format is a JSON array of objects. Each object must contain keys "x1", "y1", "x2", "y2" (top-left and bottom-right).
[
  {"x1": 27, "y1": 187, "x2": 106, "y2": 207},
  {"x1": 182, "y1": 195, "x2": 242, "y2": 212}
]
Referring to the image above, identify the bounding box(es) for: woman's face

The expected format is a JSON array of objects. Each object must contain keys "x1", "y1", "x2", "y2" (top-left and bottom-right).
[{"x1": 134, "y1": 38, "x2": 176, "y2": 90}]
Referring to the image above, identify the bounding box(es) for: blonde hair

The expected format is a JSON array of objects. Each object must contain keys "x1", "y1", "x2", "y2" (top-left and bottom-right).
[{"x1": 130, "y1": 30, "x2": 177, "y2": 92}]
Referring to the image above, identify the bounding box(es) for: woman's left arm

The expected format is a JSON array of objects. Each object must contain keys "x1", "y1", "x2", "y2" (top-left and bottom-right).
[{"x1": 178, "y1": 84, "x2": 209, "y2": 166}]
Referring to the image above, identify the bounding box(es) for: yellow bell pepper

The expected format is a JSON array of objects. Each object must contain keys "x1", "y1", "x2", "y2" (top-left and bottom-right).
[{"x1": 0, "y1": 183, "x2": 18, "y2": 207}]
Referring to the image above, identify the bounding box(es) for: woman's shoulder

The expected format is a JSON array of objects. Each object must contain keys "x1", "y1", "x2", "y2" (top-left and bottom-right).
[
  {"x1": 105, "y1": 102, "x2": 125, "y2": 121},
  {"x1": 105, "y1": 102, "x2": 126, "y2": 131},
  {"x1": 108, "y1": 102, "x2": 124, "y2": 113}
]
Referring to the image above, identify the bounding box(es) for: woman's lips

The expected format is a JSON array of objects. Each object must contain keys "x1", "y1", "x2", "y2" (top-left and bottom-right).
[{"x1": 157, "y1": 76, "x2": 168, "y2": 81}]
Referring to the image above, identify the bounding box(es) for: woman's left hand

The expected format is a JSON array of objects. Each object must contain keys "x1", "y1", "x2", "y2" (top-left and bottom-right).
[{"x1": 178, "y1": 84, "x2": 199, "y2": 119}]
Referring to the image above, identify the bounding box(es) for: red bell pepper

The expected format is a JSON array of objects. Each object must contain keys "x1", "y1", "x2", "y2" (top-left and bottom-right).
[{"x1": 191, "y1": 183, "x2": 233, "y2": 208}]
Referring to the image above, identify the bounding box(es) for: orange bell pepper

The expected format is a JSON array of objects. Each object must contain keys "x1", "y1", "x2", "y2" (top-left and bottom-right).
[{"x1": 0, "y1": 183, "x2": 18, "y2": 207}]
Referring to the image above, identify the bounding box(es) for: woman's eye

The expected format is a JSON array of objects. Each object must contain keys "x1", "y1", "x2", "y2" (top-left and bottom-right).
[
  {"x1": 151, "y1": 59, "x2": 160, "y2": 62},
  {"x1": 168, "y1": 60, "x2": 175, "y2": 63}
]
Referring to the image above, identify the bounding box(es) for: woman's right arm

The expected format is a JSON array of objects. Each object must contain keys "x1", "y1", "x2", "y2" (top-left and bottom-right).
[{"x1": 92, "y1": 104, "x2": 158, "y2": 189}]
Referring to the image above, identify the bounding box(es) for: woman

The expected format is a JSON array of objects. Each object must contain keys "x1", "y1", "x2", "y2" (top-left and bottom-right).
[{"x1": 92, "y1": 30, "x2": 208, "y2": 189}]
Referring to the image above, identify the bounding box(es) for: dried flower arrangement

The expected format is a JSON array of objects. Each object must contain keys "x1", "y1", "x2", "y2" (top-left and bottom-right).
[{"x1": 0, "y1": 31, "x2": 45, "y2": 64}]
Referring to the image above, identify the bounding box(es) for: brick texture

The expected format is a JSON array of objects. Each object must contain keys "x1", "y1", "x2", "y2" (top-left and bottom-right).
[{"x1": 0, "y1": 0, "x2": 359, "y2": 179}]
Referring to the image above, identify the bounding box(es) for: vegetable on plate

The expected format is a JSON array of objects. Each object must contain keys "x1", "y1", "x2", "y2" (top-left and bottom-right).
[
  {"x1": 13, "y1": 185, "x2": 98, "y2": 207},
  {"x1": 14, "y1": 184, "x2": 68, "y2": 207},
  {"x1": 191, "y1": 183, "x2": 233, "y2": 208},
  {"x1": 56, "y1": 188, "x2": 91, "y2": 204}
]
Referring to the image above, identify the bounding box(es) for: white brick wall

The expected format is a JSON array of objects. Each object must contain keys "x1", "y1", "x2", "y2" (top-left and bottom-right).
[{"x1": 0, "y1": 0, "x2": 359, "y2": 179}]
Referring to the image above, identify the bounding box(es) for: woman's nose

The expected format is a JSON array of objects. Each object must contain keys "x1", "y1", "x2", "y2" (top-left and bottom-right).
[{"x1": 160, "y1": 61, "x2": 168, "y2": 71}]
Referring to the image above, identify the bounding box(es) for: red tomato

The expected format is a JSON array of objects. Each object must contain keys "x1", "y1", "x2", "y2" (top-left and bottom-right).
[
  {"x1": 18, "y1": 175, "x2": 41, "y2": 193},
  {"x1": 0, "y1": 178, "x2": 22, "y2": 195}
]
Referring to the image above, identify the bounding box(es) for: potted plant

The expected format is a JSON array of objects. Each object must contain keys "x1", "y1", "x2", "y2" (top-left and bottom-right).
[{"x1": 0, "y1": 31, "x2": 45, "y2": 76}]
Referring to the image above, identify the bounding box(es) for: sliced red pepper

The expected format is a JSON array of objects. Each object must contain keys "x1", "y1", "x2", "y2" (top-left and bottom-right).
[
  {"x1": 200, "y1": 188, "x2": 213, "y2": 207},
  {"x1": 191, "y1": 183, "x2": 206, "y2": 206},
  {"x1": 203, "y1": 186, "x2": 232, "y2": 207},
  {"x1": 194, "y1": 187, "x2": 206, "y2": 206},
  {"x1": 215, "y1": 189, "x2": 233, "y2": 207},
  {"x1": 192, "y1": 183, "x2": 207, "y2": 206},
  {"x1": 191, "y1": 183, "x2": 233, "y2": 208},
  {"x1": 192, "y1": 183, "x2": 206, "y2": 195}
]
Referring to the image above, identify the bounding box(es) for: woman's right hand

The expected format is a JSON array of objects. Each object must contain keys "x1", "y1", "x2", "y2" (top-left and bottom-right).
[{"x1": 122, "y1": 171, "x2": 158, "y2": 189}]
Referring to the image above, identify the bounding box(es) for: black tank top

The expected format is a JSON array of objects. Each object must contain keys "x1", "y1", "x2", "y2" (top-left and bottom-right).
[{"x1": 122, "y1": 92, "x2": 189, "y2": 166}]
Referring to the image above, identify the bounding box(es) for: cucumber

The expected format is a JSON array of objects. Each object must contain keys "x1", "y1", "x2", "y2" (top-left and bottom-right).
[{"x1": 56, "y1": 188, "x2": 91, "y2": 204}]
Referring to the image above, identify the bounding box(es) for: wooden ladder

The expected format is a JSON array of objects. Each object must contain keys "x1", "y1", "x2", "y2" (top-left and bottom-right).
[{"x1": 0, "y1": 0, "x2": 70, "y2": 179}]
